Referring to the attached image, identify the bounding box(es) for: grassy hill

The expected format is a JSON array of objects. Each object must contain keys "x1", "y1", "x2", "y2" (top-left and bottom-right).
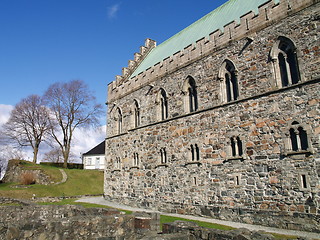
[{"x1": 0, "y1": 160, "x2": 104, "y2": 199}]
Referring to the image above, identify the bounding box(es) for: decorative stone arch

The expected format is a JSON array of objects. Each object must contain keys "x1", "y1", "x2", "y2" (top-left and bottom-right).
[
  {"x1": 282, "y1": 120, "x2": 313, "y2": 155},
  {"x1": 225, "y1": 132, "x2": 246, "y2": 160},
  {"x1": 187, "y1": 141, "x2": 201, "y2": 162},
  {"x1": 218, "y1": 59, "x2": 239, "y2": 103},
  {"x1": 131, "y1": 140, "x2": 140, "y2": 169},
  {"x1": 114, "y1": 156, "x2": 121, "y2": 170},
  {"x1": 159, "y1": 147, "x2": 168, "y2": 165},
  {"x1": 269, "y1": 36, "x2": 302, "y2": 88},
  {"x1": 131, "y1": 99, "x2": 140, "y2": 128},
  {"x1": 112, "y1": 106, "x2": 123, "y2": 135},
  {"x1": 155, "y1": 88, "x2": 168, "y2": 121},
  {"x1": 182, "y1": 76, "x2": 198, "y2": 113}
]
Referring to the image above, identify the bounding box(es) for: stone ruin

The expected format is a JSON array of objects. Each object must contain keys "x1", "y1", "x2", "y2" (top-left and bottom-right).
[{"x1": 0, "y1": 198, "x2": 283, "y2": 240}]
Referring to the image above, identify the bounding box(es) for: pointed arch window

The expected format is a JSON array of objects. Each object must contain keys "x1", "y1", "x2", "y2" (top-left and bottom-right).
[
  {"x1": 133, "y1": 99, "x2": 140, "y2": 128},
  {"x1": 270, "y1": 36, "x2": 300, "y2": 88},
  {"x1": 183, "y1": 76, "x2": 198, "y2": 113},
  {"x1": 156, "y1": 88, "x2": 168, "y2": 121},
  {"x1": 219, "y1": 60, "x2": 239, "y2": 103},
  {"x1": 116, "y1": 107, "x2": 122, "y2": 134}
]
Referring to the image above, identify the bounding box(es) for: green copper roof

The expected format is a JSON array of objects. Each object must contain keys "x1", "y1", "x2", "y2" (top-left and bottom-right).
[{"x1": 130, "y1": 0, "x2": 277, "y2": 78}]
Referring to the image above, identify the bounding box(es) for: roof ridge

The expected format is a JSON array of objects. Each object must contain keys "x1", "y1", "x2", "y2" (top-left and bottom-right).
[{"x1": 128, "y1": 0, "x2": 272, "y2": 79}]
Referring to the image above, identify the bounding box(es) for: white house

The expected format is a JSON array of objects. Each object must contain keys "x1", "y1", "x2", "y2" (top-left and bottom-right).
[{"x1": 82, "y1": 141, "x2": 105, "y2": 170}]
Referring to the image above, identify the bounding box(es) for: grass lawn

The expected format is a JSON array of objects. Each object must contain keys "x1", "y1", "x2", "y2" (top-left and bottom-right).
[
  {"x1": 37, "y1": 198, "x2": 133, "y2": 214},
  {"x1": 0, "y1": 162, "x2": 104, "y2": 199},
  {"x1": 160, "y1": 214, "x2": 234, "y2": 231}
]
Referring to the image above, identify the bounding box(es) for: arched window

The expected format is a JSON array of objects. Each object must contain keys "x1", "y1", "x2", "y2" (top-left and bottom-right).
[
  {"x1": 114, "y1": 157, "x2": 121, "y2": 170},
  {"x1": 133, "y1": 100, "x2": 140, "y2": 127},
  {"x1": 289, "y1": 121, "x2": 309, "y2": 152},
  {"x1": 156, "y1": 88, "x2": 168, "y2": 121},
  {"x1": 183, "y1": 76, "x2": 198, "y2": 113},
  {"x1": 133, "y1": 152, "x2": 139, "y2": 167},
  {"x1": 160, "y1": 148, "x2": 167, "y2": 164},
  {"x1": 270, "y1": 36, "x2": 300, "y2": 88},
  {"x1": 219, "y1": 60, "x2": 239, "y2": 102},
  {"x1": 116, "y1": 107, "x2": 122, "y2": 134},
  {"x1": 190, "y1": 144, "x2": 200, "y2": 161},
  {"x1": 230, "y1": 136, "x2": 243, "y2": 158}
]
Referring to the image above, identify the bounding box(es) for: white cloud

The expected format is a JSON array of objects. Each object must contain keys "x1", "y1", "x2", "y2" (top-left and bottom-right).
[
  {"x1": 107, "y1": 4, "x2": 120, "y2": 19},
  {"x1": 0, "y1": 104, "x2": 13, "y2": 126},
  {"x1": 71, "y1": 125, "x2": 106, "y2": 162}
]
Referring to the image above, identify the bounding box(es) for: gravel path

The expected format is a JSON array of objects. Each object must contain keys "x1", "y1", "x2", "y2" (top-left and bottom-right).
[
  {"x1": 76, "y1": 196, "x2": 320, "y2": 239},
  {"x1": 53, "y1": 169, "x2": 68, "y2": 185}
]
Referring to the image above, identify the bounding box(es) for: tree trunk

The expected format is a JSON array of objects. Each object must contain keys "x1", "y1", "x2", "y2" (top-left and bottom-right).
[
  {"x1": 63, "y1": 152, "x2": 68, "y2": 168},
  {"x1": 63, "y1": 147, "x2": 70, "y2": 168},
  {"x1": 33, "y1": 147, "x2": 39, "y2": 163}
]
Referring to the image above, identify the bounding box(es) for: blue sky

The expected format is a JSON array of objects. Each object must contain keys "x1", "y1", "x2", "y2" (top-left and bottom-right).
[
  {"x1": 0, "y1": 0, "x2": 228, "y2": 107},
  {"x1": 0, "y1": 0, "x2": 228, "y2": 160}
]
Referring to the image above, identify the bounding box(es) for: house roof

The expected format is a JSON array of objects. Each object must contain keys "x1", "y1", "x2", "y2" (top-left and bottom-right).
[
  {"x1": 83, "y1": 141, "x2": 105, "y2": 156},
  {"x1": 130, "y1": 0, "x2": 276, "y2": 79}
]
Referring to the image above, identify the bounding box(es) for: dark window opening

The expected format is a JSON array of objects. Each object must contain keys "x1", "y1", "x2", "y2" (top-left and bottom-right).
[
  {"x1": 160, "y1": 89, "x2": 168, "y2": 120},
  {"x1": 186, "y1": 77, "x2": 198, "y2": 112},
  {"x1": 134, "y1": 100, "x2": 140, "y2": 127},
  {"x1": 160, "y1": 148, "x2": 167, "y2": 164},
  {"x1": 231, "y1": 138, "x2": 236, "y2": 157},
  {"x1": 298, "y1": 127, "x2": 309, "y2": 150},
  {"x1": 117, "y1": 108, "x2": 122, "y2": 134},
  {"x1": 277, "y1": 38, "x2": 300, "y2": 87},
  {"x1": 237, "y1": 137, "x2": 243, "y2": 156},
  {"x1": 225, "y1": 74, "x2": 232, "y2": 102},
  {"x1": 278, "y1": 53, "x2": 289, "y2": 87},
  {"x1": 191, "y1": 145, "x2": 195, "y2": 161},
  {"x1": 195, "y1": 144, "x2": 200, "y2": 161},
  {"x1": 301, "y1": 174, "x2": 308, "y2": 189},
  {"x1": 235, "y1": 176, "x2": 240, "y2": 185},
  {"x1": 224, "y1": 61, "x2": 238, "y2": 102},
  {"x1": 290, "y1": 128, "x2": 298, "y2": 151},
  {"x1": 133, "y1": 152, "x2": 139, "y2": 166}
]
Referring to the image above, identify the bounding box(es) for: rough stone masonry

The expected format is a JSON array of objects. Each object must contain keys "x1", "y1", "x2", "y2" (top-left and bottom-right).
[{"x1": 104, "y1": 0, "x2": 320, "y2": 232}]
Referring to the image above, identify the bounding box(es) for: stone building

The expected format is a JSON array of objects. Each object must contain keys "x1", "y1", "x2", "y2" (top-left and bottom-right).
[{"x1": 104, "y1": 0, "x2": 320, "y2": 231}]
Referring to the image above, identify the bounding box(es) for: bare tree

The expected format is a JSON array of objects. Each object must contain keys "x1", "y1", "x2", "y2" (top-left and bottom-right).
[
  {"x1": 0, "y1": 158, "x2": 7, "y2": 181},
  {"x1": 43, "y1": 147, "x2": 63, "y2": 163},
  {"x1": 44, "y1": 80, "x2": 103, "y2": 168},
  {"x1": 1, "y1": 95, "x2": 51, "y2": 163}
]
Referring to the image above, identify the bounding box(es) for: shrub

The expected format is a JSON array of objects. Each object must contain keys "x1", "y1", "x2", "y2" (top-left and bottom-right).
[{"x1": 20, "y1": 172, "x2": 36, "y2": 185}]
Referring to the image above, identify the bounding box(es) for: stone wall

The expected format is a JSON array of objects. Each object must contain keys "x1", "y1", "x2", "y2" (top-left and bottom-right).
[
  {"x1": 0, "y1": 202, "x2": 161, "y2": 240},
  {"x1": 3, "y1": 160, "x2": 52, "y2": 185},
  {"x1": 104, "y1": 0, "x2": 320, "y2": 232},
  {"x1": 162, "y1": 221, "x2": 276, "y2": 240},
  {"x1": 0, "y1": 198, "x2": 281, "y2": 240}
]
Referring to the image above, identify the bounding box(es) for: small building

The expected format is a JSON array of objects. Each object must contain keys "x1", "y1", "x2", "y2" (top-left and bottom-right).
[{"x1": 82, "y1": 141, "x2": 105, "y2": 170}]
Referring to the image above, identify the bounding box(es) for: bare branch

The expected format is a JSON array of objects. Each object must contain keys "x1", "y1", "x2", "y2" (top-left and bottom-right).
[
  {"x1": 43, "y1": 80, "x2": 104, "y2": 168},
  {"x1": 1, "y1": 95, "x2": 51, "y2": 163}
]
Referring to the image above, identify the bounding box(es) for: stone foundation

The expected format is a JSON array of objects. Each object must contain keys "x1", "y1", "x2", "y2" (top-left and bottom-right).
[{"x1": 0, "y1": 198, "x2": 286, "y2": 240}]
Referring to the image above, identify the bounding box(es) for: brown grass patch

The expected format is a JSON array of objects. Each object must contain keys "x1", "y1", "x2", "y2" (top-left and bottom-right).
[{"x1": 20, "y1": 172, "x2": 36, "y2": 185}]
